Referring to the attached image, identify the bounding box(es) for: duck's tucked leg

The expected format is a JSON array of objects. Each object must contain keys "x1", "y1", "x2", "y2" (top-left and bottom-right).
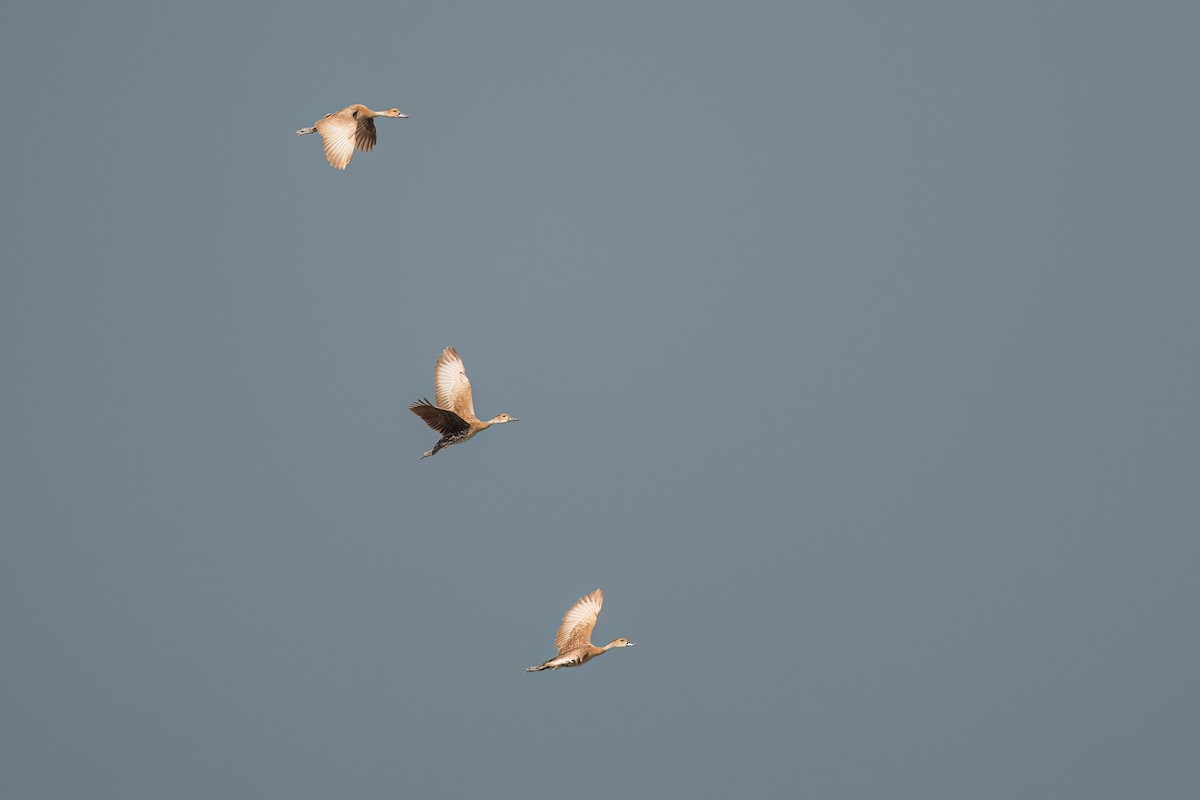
[{"x1": 419, "y1": 439, "x2": 448, "y2": 460}]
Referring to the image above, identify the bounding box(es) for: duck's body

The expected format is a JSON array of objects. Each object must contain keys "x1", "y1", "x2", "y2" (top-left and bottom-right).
[
  {"x1": 527, "y1": 643, "x2": 613, "y2": 671},
  {"x1": 296, "y1": 104, "x2": 408, "y2": 169},
  {"x1": 526, "y1": 589, "x2": 636, "y2": 672},
  {"x1": 409, "y1": 347, "x2": 516, "y2": 459},
  {"x1": 409, "y1": 398, "x2": 498, "y2": 457}
]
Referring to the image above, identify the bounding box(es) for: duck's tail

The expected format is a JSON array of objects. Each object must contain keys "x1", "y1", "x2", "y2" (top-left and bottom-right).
[{"x1": 296, "y1": 126, "x2": 317, "y2": 136}]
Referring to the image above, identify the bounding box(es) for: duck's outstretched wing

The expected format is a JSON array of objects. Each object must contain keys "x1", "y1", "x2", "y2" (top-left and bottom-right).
[
  {"x1": 409, "y1": 398, "x2": 469, "y2": 435},
  {"x1": 314, "y1": 107, "x2": 359, "y2": 169},
  {"x1": 554, "y1": 589, "x2": 604, "y2": 654},
  {"x1": 354, "y1": 116, "x2": 377, "y2": 153},
  {"x1": 433, "y1": 346, "x2": 476, "y2": 421}
]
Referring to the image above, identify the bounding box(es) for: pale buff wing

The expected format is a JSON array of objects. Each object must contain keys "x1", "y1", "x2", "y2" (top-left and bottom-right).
[
  {"x1": 433, "y1": 347, "x2": 476, "y2": 420},
  {"x1": 554, "y1": 589, "x2": 604, "y2": 654},
  {"x1": 354, "y1": 117, "x2": 377, "y2": 153},
  {"x1": 314, "y1": 110, "x2": 358, "y2": 170}
]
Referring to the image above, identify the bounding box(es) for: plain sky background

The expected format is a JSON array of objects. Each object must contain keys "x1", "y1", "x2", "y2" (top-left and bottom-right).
[{"x1": 2, "y1": 1, "x2": 1198, "y2": 797}]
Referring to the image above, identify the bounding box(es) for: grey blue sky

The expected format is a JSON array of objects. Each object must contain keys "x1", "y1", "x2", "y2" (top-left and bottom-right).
[{"x1": 3, "y1": 1, "x2": 1198, "y2": 797}]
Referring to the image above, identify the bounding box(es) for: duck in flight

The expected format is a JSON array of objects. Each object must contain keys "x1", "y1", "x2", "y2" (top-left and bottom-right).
[
  {"x1": 296, "y1": 104, "x2": 409, "y2": 169},
  {"x1": 526, "y1": 589, "x2": 636, "y2": 672},
  {"x1": 409, "y1": 346, "x2": 517, "y2": 460}
]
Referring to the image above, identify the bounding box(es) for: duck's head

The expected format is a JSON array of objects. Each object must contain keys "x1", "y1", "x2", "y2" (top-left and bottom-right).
[
  {"x1": 490, "y1": 413, "x2": 518, "y2": 424},
  {"x1": 608, "y1": 638, "x2": 636, "y2": 649},
  {"x1": 382, "y1": 108, "x2": 410, "y2": 118}
]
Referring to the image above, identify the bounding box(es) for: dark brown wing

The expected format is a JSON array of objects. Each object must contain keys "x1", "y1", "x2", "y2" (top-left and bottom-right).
[
  {"x1": 354, "y1": 117, "x2": 377, "y2": 153},
  {"x1": 409, "y1": 398, "x2": 469, "y2": 435}
]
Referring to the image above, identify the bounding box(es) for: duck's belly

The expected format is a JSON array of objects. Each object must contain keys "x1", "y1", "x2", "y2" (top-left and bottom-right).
[
  {"x1": 547, "y1": 650, "x2": 595, "y2": 669},
  {"x1": 443, "y1": 429, "x2": 478, "y2": 448}
]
